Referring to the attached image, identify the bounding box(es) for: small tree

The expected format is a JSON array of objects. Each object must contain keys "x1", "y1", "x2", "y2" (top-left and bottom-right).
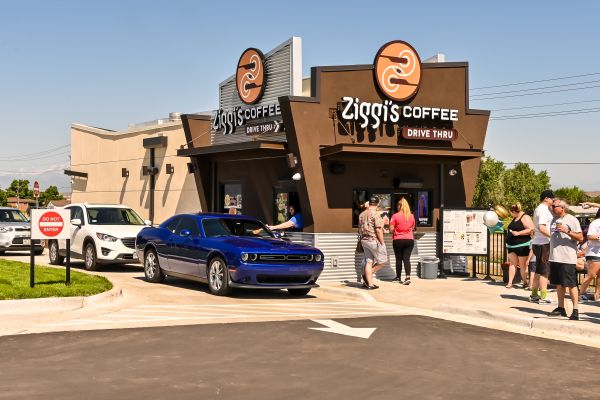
[
  {"x1": 6, "y1": 179, "x2": 33, "y2": 199},
  {"x1": 502, "y1": 163, "x2": 550, "y2": 214},
  {"x1": 39, "y1": 185, "x2": 64, "y2": 207},
  {"x1": 0, "y1": 188, "x2": 7, "y2": 206},
  {"x1": 472, "y1": 156, "x2": 506, "y2": 209}
]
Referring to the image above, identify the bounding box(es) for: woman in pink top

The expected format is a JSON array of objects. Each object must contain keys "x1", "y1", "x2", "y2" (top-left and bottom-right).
[{"x1": 389, "y1": 197, "x2": 416, "y2": 285}]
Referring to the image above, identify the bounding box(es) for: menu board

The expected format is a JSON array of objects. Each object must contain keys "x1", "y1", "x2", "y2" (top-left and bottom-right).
[{"x1": 442, "y1": 209, "x2": 488, "y2": 255}]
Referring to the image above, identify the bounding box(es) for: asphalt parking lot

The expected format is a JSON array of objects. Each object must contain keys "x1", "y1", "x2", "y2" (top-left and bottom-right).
[{"x1": 1, "y1": 315, "x2": 598, "y2": 400}]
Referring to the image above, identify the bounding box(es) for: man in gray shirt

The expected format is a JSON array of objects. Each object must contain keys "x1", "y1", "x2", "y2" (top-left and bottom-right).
[{"x1": 548, "y1": 199, "x2": 584, "y2": 320}]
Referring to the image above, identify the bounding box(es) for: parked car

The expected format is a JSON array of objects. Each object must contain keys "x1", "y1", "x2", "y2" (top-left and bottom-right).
[
  {"x1": 136, "y1": 213, "x2": 325, "y2": 296},
  {"x1": 0, "y1": 207, "x2": 44, "y2": 255},
  {"x1": 48, "y1": 203, "x2": 150, "y2": 270}
]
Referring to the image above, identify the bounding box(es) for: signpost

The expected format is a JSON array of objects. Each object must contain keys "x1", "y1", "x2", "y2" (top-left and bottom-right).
[
  {"x1": 30, "y1": 209, "x2": 72, "y2": 287},
  {"x1": 33, "y1": 181, "x2": 40, "y2": 209}
]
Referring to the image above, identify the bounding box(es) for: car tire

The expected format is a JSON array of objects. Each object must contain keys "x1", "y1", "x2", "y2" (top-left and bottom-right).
[
  {"x1": 207, "y1": 257, "x2": 232, "y2": 296},
  {"x1": 48, "y1": 241, "x2": 64, "y2": 265},
  {"x1": 144, "y1": 248, "x2": 165, "y2": 283},
  {"x1": 288, "y1": 288, "x2": 312, "y2": 297},
  {"x1": 84, "y1": 242, "x2": 99, "y2": 271}
]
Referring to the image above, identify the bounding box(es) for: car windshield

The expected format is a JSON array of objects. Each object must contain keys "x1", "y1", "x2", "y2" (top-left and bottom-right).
[
  {"x1": 202, "y1": 218, "x2": 274, "y2": 239},
  {"x1": 87, "y1": 207, "x2": 144, "y2": 225},
  {"x1": 0, "y1": 209, "x2": 28, "y2": 223}
]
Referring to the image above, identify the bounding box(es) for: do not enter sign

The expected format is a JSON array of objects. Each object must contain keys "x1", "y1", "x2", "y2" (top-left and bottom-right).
[{"x1": 31, "y1": 209, "x2": 71, "y2": 240}]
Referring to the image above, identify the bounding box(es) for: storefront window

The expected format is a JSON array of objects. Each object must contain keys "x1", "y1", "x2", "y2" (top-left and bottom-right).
[
  {"x1": 273, "y1": 190, "x2": 299, "y2": 224},
  {"x1": 353, "y1": 188, "x2": 433, "y2": 228},
  {"x1": 222, "y1": 183, "x2": 242, "y2": 215}
]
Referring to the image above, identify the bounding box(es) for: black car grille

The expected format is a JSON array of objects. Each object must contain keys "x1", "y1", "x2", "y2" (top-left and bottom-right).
[
  {"x1": 11, "y1": 238, "x2": 41, "y2": 245},
  {"x1": 257, "y1": 254, "x2": 311, "y2": 263},
  {"x1": 121, "y1": 238, "x2": 136, "y2": 249},
  {"x1": 256, "y1": 275, "x2": 311, "y2": 284},
  {"x1": 14, "y1": 227, "x2": 29, "y2": 232}
]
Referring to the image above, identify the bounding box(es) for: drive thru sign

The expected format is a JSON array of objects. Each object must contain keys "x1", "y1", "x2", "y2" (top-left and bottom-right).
[{"x1": 31, "y1": 209, "x2": 71, "y2": 240}]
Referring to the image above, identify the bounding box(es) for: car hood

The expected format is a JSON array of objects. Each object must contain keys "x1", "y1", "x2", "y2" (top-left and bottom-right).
[
  {"x1": 0, "y1": 222, "x2": 30, "y2": 229},
  {"x1": 92, "y1": 225, "x2": 147, "y2": 238},
  {"x1": 216, "y1": 237, "x2": 319, "y2": 252}
]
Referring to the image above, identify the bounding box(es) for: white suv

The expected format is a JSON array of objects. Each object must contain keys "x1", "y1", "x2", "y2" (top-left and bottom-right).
[{"x1": 48, "y1": 203, "x2": 150, "y2": 270}]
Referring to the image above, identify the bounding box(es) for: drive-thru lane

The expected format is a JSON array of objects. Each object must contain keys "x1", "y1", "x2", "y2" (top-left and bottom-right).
[{"x1": 1, "y1": 315, "x2": 598, "y2": 400}]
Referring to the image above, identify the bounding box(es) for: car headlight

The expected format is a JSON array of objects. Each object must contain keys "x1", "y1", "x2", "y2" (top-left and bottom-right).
[
  {"x1": 250, "y1": 253, "x2": 258, "y2": 261},
  {"x1": 96, "y1": 233, "x2": 118, "y2": 242},
  {"x1": 315, "y1": 254, "x2": 322, "y2": 262},
  {"x1": 307, "y1": 254, "x2": 314, "y2": 262},
  {"x1": 240, "y1": 252, "x2": 249, "y2": 262}
]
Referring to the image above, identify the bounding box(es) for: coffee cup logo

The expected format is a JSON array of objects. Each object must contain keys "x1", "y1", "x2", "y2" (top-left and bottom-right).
[
  {"x1": 373, "y1": 40, "x2": 422, "y2": 102},
  {"x1": 236, "y1": 48, "x2": 266, "y2": 105}
]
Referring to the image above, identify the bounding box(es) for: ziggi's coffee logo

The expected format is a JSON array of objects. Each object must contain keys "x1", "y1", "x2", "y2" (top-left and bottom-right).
[
  {"x1": 236, "y1": 48, "x2": 266, "y2": 105},
  {"x1": 373, "y1": 40, "x2": 421, "y2": 102}
]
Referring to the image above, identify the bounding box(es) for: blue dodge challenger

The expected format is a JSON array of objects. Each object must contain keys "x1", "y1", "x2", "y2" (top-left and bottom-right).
[{"x1": 135, "y1": 213, "x2": 324, "y2": 296}]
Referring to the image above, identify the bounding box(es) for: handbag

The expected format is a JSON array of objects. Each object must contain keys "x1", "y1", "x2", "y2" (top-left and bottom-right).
[{"x1": 355, "y1": 234, "x2": 364, "y2": 253}]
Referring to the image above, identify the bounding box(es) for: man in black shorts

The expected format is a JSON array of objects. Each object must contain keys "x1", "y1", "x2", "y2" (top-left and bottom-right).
[
  {"x1": 530, "y1": 190, "x2": 554, "y2": 303},
  {"x1": 548, "y1": 199, "x2": 584, "y2": 320}
]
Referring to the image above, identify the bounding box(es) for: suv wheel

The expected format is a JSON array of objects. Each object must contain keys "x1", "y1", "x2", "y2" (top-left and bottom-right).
[
  {"x1": 144, "y1": 249, "x2": 165, "y2": 283},
  {"x1": 84, "y1": 242, "x2": 99, "y2": 271},
  {"x1": 48, "y1": 241, "x2": 64, "y2": 265},
  {"x1": 207, "y1": 257, "x2": 232, "y2": 296}
]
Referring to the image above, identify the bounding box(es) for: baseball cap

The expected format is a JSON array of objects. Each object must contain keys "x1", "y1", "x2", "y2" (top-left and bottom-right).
[
  {"x1": 368, "y1": 196, "x2": 380, "y2": 205},
  {"x1": 540, "y1": 189, "x2": 554, "y2": 201}
]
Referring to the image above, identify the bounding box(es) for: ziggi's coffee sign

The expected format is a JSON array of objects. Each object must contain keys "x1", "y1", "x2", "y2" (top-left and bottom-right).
[
  {"x1": 339, "y1": 40, "x2": 460, "y2": 141},
  {"x1": 212, "y1": 47, "x2": 284, "y2": 135}
]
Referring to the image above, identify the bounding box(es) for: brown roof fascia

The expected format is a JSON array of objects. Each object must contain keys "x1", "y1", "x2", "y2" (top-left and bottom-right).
[
  {"x1": 319, "y1": 143, "x2": 483, "y2": 159},
  {"x1": 177, "y1": 140, "x2": 286, "y2": 157},
  {"x1": 279, "y1": 62, "x2": 490, "y2": 116},
  {"x1": 181, "y1": 114, "x2": 212, "y2": 151}
]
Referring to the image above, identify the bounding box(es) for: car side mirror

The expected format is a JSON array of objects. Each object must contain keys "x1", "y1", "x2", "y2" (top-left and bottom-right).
[
  {"x1": 144, "y1": 219, "x2": 152, "y2": 226},
  {"x1": 180, "y1": 229, "x2": 191, "y2": 237},
  {"x1": 71, "y1": 218, "x2": 82, "y2": 226}
]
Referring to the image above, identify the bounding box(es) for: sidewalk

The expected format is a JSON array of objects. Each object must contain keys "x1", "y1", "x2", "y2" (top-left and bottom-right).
[{"x1": 318, "y1": 276, "x2": 600, "y2": 347}]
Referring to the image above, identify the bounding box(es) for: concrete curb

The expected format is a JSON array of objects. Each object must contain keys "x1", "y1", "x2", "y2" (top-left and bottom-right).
[
  {"x1": 316, "y1": 283, "x2": 377, "y2": 302},
  {"x1": 0, "y1": 285, "x2": 123, "y2": 315}
]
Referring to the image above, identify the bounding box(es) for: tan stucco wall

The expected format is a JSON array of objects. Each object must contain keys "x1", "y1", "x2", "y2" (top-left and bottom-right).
[{"x1": 70, "y1": 122, "x2": 201, "y2": 224}]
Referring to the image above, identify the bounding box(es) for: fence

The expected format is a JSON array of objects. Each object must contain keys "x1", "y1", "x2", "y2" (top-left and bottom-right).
[{"x1": 470, "y1": 230, "x2": 595, "y2": 288}]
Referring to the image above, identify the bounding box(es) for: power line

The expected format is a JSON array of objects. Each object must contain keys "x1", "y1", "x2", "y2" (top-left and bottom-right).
[
  {"x1": 491, "y1": 99, "x2": 600, "y2": 111},
  {"x1": 490, "y1": 107, "x2": 600, "y2": 120},
  {"x1": 471, "y1": 72, "x2": 600, "y2": 90},
  {"x1": 0, "y1": 150, "x2": 71, "y2": 163},
  {"x1": 471, "y1": 83, "x2": 600, "y2": 100},
  {"x1": 0, "y1": 144, "x2": 70, "y2": 161},
  {"x1": 471, "y1": 78, "x2": 600, "y2": 97}
]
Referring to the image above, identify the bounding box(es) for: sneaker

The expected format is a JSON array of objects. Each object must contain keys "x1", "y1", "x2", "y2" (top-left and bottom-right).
[
  {"x1": 537, "y1": 297, "x2": 552, "y2": 305},
  {"x1": 529, "y1": 295, "x2": 540, "y2": 303},
  {"x1": 550, "y1": 307, "x2": 567, "y2": 317},
  {"x1": 403, "y1": 279, "x2": 411, "y2": 286},
  {"x1": 579, "y1": 294, "x2": 588, "y2": 303},
  {"x1": 570, "y1": 310, "x2": 579, "y2": 321},
  {"x1": 392, "y1": 277, "x2": 400, "y2": 282}
]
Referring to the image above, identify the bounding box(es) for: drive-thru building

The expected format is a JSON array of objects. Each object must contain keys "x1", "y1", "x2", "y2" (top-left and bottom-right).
[{"x1": 178, "y1": 37, "x2": 490, "y2": 280}]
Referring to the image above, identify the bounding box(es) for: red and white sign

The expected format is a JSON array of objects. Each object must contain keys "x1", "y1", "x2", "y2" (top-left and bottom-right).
[
  {"x1": 33, "y1": 181, "x2": 40, "y2": 198},
  {"x1": 31, "y1": 209, "x2": 71, "y2": 240}
]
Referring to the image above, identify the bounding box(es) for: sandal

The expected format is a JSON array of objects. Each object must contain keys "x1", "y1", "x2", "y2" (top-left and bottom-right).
[
  {"x1": 366, "y1": 284, "x2": 379, "y2": 290},
  {"x1": 505, "y1": 284, "x2": 513, "y2": 289}
]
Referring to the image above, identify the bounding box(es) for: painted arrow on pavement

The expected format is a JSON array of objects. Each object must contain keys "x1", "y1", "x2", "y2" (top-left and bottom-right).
[{"x1": 310, "y1": 319, "x2": 376, "y2": 339}]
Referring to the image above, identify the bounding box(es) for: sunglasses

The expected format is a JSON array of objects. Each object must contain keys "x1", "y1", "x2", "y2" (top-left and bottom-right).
[{"x1": 551, "y1": 205, "x2": 563, "y2": 209}]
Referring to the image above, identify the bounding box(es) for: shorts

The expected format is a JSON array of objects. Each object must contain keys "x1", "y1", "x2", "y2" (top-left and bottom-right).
[
  {"x1": 532, "y1": 244, "x2": 550, "y2": 275},
  {"x1": 549, "y1": 262, "x2": 578, "y2": 288},
  {"x1": 507, "y1": 245, "x2": 530, "y2": 257},
  {"x1": 586, "y1": 256, "x2": 600, "y2": 262},
  {"x1": 361, "y1": 239, "x2": 388, "y2": 266}
]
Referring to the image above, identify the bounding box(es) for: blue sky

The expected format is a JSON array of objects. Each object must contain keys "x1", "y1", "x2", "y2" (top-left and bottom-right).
[{"x1": 1, "y1": 0, "x2": 599, "y2": 192}]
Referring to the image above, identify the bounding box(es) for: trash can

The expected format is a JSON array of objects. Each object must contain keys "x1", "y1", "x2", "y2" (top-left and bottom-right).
[{"x1": 420, "y1": 256, "x2": 439, "y2": 279}]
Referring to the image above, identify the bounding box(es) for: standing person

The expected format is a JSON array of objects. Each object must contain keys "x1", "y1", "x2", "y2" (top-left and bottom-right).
[
  {"x1": 580, "y1": 209, "x2": 600, "y2": 301},
  {"x1": 267, "y1": 204, "x2": 303, "y2": 232},
  {"x1": 505, "y1": 203, "x2": 534, "y2": 289},
  {"x1": 530, "y1": 190, "x2": 554, "y2": 303},
  {"x1": 358, "y1": 196, "x2": 387, "y2": 289},
  {"x1": 389, "y1": 197, "x2": 416, "y2": 285},
  {"x1": 548, "y1": 199, "x2": 584, "y2": 320}
]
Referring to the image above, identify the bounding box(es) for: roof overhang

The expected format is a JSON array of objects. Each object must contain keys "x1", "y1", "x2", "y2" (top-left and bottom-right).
[
  {"x1": 177, "y1": 141, "x2": 287, "y2": 158},
  {"x1": 320, "y1": 144, "x2": 483, "y2": 162}
]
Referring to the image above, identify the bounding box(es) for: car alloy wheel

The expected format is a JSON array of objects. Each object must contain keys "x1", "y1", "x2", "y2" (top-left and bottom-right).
[
  {"x1": 84, "y1": 242, "x2": 98, "y2": 271},
  {"x1": 49, "y1": 241, "x2": 64, "y2": 265},
  {"x1": 145, "y1": 251, "x2": 157, "y2": 279},
  {"x1": 207, "y1": 257, "x2": 231, "y2": 296}
]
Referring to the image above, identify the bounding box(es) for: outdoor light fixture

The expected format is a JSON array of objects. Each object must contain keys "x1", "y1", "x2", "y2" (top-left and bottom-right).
[
  {"x1": 121, "y1": 168, "x2": 129, "y2": 178},
  {"x1": 449, "y1": 168, "x2": 458, "y2": 176},
  {"x1": 292, "y1": 172, "x2": 302, "y2": 181},
  {"x1": 142, "y1": 166, "x2": 159, "y2": 176},
  {"x1": 286, "y1": 153, "x2": 298, "y2": 169},
  {"x1": 166, "y1": 164, "x2": 174, "y2": 174}
]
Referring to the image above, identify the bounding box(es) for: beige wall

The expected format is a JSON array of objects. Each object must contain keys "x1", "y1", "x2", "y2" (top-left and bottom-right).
[{"x1": 70, "y1": 121, "x2": 201, "y2": 224}]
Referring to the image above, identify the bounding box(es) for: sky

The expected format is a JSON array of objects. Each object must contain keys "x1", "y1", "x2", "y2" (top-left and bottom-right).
[{"x1": 1, "y1": 0, "x2": 599, "y2": 193}]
